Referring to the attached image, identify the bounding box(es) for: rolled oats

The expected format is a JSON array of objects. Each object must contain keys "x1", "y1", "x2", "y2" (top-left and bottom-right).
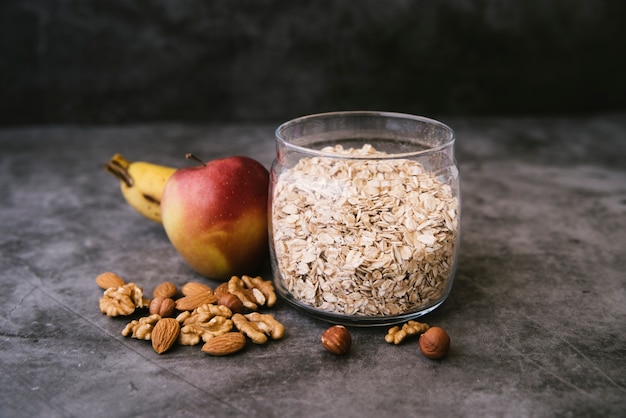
[{"x1": 271, "y1": 144, "x2": 458, "y2": 317}]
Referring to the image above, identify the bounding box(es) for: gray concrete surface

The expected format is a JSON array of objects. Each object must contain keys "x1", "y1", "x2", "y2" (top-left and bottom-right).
[{"x1": 1, "y1": 114, "x2": 625, "y2": 417}]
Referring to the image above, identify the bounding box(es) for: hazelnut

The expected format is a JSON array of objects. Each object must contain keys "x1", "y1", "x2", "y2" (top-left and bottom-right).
[
  {"x1": 321, "y1": 325, "x2": 352, "y2": 355},
  {"x1": 218, "y1": 293, "x2": 245, "y2": 314},
  {"x1": 149, "y1": 297, "x2": 177, "y2": 318},
  {"x1": 419, "y1": 326, "x2": 450, "y2": 359},
  {"x1": 214, "y1": 282, "x2": 230, "y2": 299}
]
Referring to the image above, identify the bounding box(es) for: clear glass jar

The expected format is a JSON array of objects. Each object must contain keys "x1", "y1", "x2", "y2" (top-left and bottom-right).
[{"x1": 269, "y1": 111, "x2": 460, "y2": 326}]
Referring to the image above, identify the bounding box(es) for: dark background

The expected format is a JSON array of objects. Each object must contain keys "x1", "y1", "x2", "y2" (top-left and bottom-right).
[{"x1": 2, "y1": 0, "x2": 625, "y2": 126}]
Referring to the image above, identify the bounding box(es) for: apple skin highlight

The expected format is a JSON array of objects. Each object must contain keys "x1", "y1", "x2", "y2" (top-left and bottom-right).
[{"x1": 160, "y1": 156, "x2": 270, "y2": 280}]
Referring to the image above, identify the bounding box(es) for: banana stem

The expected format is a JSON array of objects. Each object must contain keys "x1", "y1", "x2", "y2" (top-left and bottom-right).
[{"x1": 104, "y1": 154, "x2": 134, "y2": 187}]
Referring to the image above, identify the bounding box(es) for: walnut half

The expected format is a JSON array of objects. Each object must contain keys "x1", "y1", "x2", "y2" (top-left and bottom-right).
[{"x1": 99, "y1": 283, "x2": 148, "y2": 317}]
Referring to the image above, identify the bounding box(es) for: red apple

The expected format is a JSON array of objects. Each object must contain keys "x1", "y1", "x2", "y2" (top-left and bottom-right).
[{"x1": 160, "y1": 155, "x2": 270, "y2": 280}]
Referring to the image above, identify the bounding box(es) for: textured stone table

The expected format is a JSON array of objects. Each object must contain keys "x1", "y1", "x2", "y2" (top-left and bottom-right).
[{"x1": 1, "y1": 114, "x2": 625, "y2": 417}]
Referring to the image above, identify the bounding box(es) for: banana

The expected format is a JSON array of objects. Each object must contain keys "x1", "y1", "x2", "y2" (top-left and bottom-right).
[{"x1": 105, "y1": 154, "x2": 177, "y2": 223}]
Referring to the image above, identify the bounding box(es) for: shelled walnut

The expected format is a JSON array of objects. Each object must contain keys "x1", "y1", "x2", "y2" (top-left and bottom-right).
[
  {"x1": 122, "y1": 314, "x2": 161, "y2": 340},
  {"x1": 99, "y1": 283, "x2": 149, "y2": 317},
  {"x1": 177, "y1": 304, "x2": 234, "y2": 345},
  {"x1": 231, "y1": 312, "x2": 285, "y2": 344},
  {"x1": 385, "y1": 321, "x2": 430, "y2": 345},
  {"x1": 228, "y1": 275, "x2": 277, "y2": 310}
]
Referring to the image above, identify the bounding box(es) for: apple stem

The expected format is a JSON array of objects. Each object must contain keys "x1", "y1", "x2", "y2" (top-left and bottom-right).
[{"x1": 186, "y1": 153, "x2": 206, "y2": 166}]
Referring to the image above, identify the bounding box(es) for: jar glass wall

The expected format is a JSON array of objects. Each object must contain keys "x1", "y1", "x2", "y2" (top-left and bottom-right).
[{"x1": 269, "y1": 111, "x2": 460, "y2": 326}]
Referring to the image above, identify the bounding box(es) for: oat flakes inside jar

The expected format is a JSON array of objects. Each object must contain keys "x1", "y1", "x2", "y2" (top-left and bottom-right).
[{"x1": 269, "y1": 111, "x2": 460, "y2": 326}]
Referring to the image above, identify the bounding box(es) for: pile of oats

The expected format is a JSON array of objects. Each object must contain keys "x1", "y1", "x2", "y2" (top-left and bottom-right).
[{"x1": 271, "y1": 144, "x2": 459, "y2": 317}]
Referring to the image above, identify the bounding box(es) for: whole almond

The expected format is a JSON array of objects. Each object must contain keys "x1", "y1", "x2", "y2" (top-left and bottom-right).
[
  {"x1": 181, "y1": 282, "x2": 213, "y2": 296},
  {"x1": 202, "y1": 332, "x2": 246, "y2": 356},
  {"x1": 218, "y1": 293, "x2": 245, "y2": 314},
  {"x1": 151, "y1": 318, "x2": 180, "y2": 354},
  {"x1": 175, "y1": 292, "x2": 218, "y2": 311},
  {"x1": 95, "y1": 272, "x2": 126, "y2": 290},
  {"x1": 149, "y1": 297, "x2": 176, "y2": 317},
  {"x1": 153, "y1": 281, "x2": 178, "y2": 299}
]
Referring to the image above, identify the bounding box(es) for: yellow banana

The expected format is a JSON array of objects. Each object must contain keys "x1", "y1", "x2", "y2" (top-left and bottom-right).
[{"x1": 105, "y1": 154, "x2": 177, "y2": 223}]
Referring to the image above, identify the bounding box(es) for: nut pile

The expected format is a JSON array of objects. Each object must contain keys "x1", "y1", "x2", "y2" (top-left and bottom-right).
[
  {"x1": 271, "y1": 144, "x2": 459, "y2": 317},
  {"x1": 97, "y1": 272, "x2": 284, "y2": 356},
  {"x1": 97, "y1": 272, "x2": 452, "y2": 360}
]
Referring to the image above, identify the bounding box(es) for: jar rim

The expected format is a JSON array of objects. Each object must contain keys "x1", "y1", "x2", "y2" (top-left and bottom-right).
[{"x1": 275, "y1": 111, "x2": 455, "y2": 159}]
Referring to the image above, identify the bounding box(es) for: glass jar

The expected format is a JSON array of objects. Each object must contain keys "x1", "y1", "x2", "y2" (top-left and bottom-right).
[{"x1": 269, "y1": 111, "x2": 460, "y2": 326}]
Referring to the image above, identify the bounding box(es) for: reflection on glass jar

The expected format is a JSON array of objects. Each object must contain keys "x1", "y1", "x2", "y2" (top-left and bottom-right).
[{"x1": 269, "y1": 111, "x2": 460, "y2": 326}]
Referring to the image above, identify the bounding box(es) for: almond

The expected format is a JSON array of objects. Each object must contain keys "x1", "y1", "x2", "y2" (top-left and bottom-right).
[
  {"x1": 95, "y1": 272, "x2": 126, "y2": 290},
  {"x1": 202, "y1": 332, "x2": 246, "y2": 356},
  {"x1": 153, "y1": 281, "x2": 178, "y2": 299},
  {"x1": 175, "y1": 292, "x2": 218, "y2": 311},
  {"x1": 151, "y1": 318, "x2": 180, "y2": 354},
  {"x1": 181, "y1": 282, "x2": 213, "y2": 296}
]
